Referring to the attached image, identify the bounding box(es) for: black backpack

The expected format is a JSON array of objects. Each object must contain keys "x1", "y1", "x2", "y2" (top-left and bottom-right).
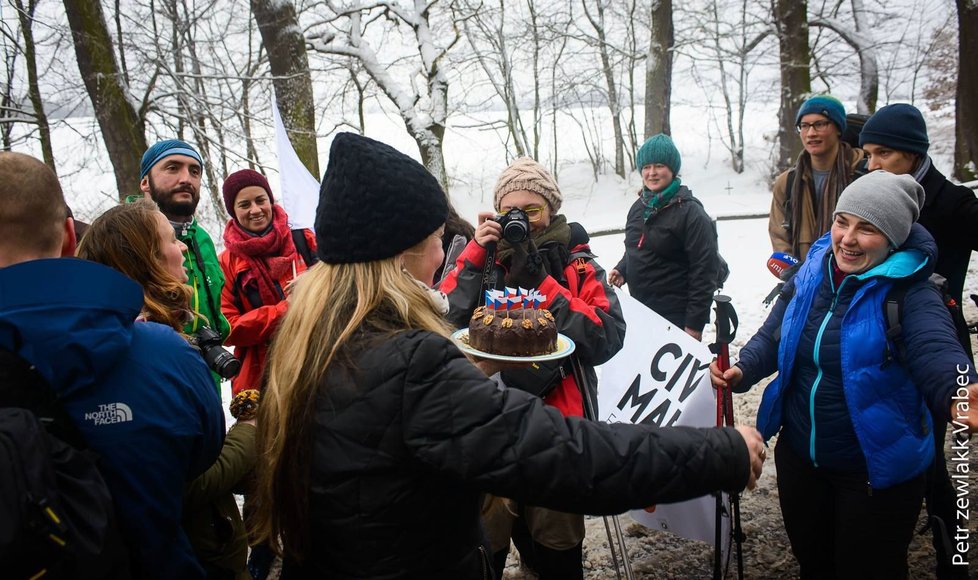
[
  {"x1": 883, "y1": 273, "x2": 973, "y2": 364},
  {"x1": 0, "y1": 347, "x2": 130, "y2": 579}
]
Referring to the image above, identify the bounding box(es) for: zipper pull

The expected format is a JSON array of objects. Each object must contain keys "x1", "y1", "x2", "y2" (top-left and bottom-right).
[{"x1": 637, "y1": 233, "x2": 645, "y2": 249}]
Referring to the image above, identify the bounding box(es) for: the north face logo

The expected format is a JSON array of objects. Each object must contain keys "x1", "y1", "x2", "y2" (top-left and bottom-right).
[{"x1": 84, "y1": 402, "x2": 133, "y2": 425}]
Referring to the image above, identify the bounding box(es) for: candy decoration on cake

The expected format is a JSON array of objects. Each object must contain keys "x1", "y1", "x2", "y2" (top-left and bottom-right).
[{"x1": 470, "y1": 287, "x2": 558, "y2": 356}]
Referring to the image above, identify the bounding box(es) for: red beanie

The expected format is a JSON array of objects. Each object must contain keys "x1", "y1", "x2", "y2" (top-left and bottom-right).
[{"x1": 222, "y1": 169, "x2": 273, "y2": 216}]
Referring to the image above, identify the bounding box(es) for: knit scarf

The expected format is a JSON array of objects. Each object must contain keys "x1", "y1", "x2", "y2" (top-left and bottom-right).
[
  {"x1": 640, "y1": 177, "x2": 681, "y2": 221},
  {"x1": 789, "y1": 142, "x2": 855, "y2": 257},
  {"x1": 223, "y1": 205, "x2": 297, "y2": 306},
  {"x1": 496, "y1": 214, "x2": 572, "y2": 265},
  {"x1": 911, "y1": 156, "x2": 932, "y2": 185}
]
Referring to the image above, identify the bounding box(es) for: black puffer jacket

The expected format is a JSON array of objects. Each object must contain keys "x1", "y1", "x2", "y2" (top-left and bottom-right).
[
  {"x1": 614, "y1": 186, "x2": 719, "y2": 331},
  {"x1": 285, "y1": 329, "x2": 749, "y2": 579},
  {"x1": 917, "y1": 163, "x2": 978, "y2": 307}
]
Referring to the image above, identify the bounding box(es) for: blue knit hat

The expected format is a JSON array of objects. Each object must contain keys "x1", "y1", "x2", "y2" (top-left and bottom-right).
[
  {"x1": 635, "y1": 133, "x2": 681, "y2": 175},
  {"x1": 859, "y1": 103, "x2": 930, "y2": 157},
  {"x1": 140, "y1": 139, "x2": 203, "y2": 179},
  {"x1": 796, "y1": 95, "x2": 846, "y2": 133}
]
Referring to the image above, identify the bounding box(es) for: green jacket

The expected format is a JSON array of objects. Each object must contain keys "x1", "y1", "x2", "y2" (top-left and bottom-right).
[
  {"x1": 183, "y1": 422, "x2": 256, "y2": 580},
  {"x1": 173, "y1": 216, "x2": 231, "y2": 340}
]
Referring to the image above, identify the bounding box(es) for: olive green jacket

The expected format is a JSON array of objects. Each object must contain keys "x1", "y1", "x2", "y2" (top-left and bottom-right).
[{"x1": 183, "y1": 422, "x2": 256, "y2": 580}]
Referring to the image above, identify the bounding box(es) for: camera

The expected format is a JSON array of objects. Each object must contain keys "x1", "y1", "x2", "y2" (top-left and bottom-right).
[
  {"x1": 490, "y1": 208, "x2": 530, "y2": 244},
  {"x1": 189, "y1": 326, "x2": 241, "y2": 379}
]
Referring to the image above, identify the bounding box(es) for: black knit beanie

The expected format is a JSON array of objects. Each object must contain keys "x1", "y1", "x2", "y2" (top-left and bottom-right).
[
  {"x1": 315, "y1": 133, "x2": 448, "y2": 264},
  {"x1": 859, "y1": 103, "x2": 930, "y2": 157}
]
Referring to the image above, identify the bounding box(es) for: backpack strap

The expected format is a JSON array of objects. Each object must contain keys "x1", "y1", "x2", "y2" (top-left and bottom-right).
[
  {"x1": 782, "y1": 169, "x2": 796, "y2": 232},
  {"x1": 883, "y1": 282, "x2": 910, "y2": 365},
  {"x1": 292, "y1": 229, "x2": 318, "y2": 268}
]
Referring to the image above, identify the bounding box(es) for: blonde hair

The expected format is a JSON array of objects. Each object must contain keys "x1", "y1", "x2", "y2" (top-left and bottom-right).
[{"x1": 251, "y1": 249, "x2": 452, "y2": 560}]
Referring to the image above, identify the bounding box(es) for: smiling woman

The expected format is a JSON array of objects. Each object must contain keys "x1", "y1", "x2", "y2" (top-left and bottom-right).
[
  {"x1": 711, "y1": 170, "x2": 978, "y2": 579},
  {"x1": 218, "y1": 169, "x2": 317, "y2": 397}
]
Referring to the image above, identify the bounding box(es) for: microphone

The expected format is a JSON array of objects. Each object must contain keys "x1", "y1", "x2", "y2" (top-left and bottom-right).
[{"x1": 767, "y1": 252, "x2": 800, "y2": 281}]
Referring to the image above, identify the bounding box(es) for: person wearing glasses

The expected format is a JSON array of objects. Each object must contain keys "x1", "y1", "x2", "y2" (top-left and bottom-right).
[
  {"x1": 439, "y1": 156, "x2": 626, "y2": 579},
  {"x1": 608, "y1": 133, "x2": 720, "y2": 341},
  {"x1": 769, "y1": 95, "x2": 865, "y2": 261}
]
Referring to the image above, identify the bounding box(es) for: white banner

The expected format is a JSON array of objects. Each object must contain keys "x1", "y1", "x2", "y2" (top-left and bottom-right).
[
  {"x1": 272, "y1": 97, "x2": 320, "y2": 230},
  {"x1": 597, "y1": 289, "x2": 730, "y2": 554}
]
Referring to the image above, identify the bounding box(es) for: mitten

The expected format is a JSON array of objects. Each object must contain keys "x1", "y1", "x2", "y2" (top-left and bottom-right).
[
  {"x1": 505, "y1": 239, "x2": 546, "y2": 288},
  {"x1": 229, "y1": 389, "x2": 260, "y2": 421}
]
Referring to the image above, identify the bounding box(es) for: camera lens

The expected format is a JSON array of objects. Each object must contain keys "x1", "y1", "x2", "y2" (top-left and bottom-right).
[{"x1": 502, "y1": 220, "x2": 528, "y2": 243}]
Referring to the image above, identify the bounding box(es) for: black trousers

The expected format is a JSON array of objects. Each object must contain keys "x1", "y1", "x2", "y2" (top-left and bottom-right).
[{"x1": 775, "y1": 441, "x2": 925, "y2": 580}]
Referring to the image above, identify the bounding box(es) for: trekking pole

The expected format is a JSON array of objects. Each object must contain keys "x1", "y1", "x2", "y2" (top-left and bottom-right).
[
  {"x1": 710, "y1": 295, "x2": 743, "y2": 580},
  {"x1": 570, "y1": 354, "x2": 634, "y2": 580}
]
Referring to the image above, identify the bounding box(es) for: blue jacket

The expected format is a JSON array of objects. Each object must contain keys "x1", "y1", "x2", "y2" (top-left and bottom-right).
[
  {"x1": 737, "y1": 225, "x2": 975, "y2": 489},
  {"x1": 0, "y1": 258, "x2": 225, "y2": 579}
]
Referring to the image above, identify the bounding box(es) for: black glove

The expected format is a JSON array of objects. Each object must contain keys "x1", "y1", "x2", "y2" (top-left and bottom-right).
[
  {"x1": 538, "y1": 241, "x2": 570, "y2": 285},
  {"x1": 505, "y1": 239, "x2": 546, "y2": 288}
]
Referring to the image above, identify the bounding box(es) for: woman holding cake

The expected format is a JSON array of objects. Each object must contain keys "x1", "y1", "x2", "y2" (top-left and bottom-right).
[
  {"x1": 439, "y1": 156, "x2": 630, "y2": 577},
  {"x1": 250, "y1": 133, "x2": 765, "y2": 579},
  {"x1": 608, "y1": 133, "x2": 720, "y2": 341}
]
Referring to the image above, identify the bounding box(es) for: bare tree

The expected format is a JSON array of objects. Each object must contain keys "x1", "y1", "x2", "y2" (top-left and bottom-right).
[
  {"x1": 810, "y1": 0, "x2": 879, "y2": 114},
  {"x1": 252, "y1": 0, "x2": 319, "y2": 177},
  {"x1": 955, "y1": 0, "x2": 977, "y2": 181},
  {"x1": 307, "y1": 0, "x2": 464, "y2": 192},
  {"x1": 460, "y1": 0, "x2": 532, "y2": 156},
  {"x1": 63, "y1": 0, "x2": 147, "y2": 200},
  {"x1": 12, "y1": 0, "x2": 55, "y2": 172},
  {"x1": 581, "y1": 0, "x2": 626, "y2": 177},
  {"x1": 645, "y1": 0, "x2": 673, "y2": 138},
  {"x1": 772, "y1": 0, "x2": 811, "y2": 173}
]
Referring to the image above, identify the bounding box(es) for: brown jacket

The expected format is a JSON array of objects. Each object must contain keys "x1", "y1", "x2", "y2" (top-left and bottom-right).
[{"x1": 769, "y1": 146, "x2": 865, "y2": 259}]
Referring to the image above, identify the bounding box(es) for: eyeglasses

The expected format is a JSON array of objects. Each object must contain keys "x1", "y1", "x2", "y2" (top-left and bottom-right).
[
  {"x1": 796, "y1": 120, "x2": 833, "y2": 133},
  {"x1": 498, "y1": 205, "x2": 546, "y2": 223}
]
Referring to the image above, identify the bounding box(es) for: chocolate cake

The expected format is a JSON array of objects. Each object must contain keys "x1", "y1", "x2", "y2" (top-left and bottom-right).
[{"x1": 468, "y1": 306, "x2": 558, "y2": 356}]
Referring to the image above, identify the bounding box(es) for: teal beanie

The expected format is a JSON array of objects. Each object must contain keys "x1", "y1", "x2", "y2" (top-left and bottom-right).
[
  {"x1": 796, "y1": 95, "x2": 847, "y2": 133},
  {"x1": 635, "y1": 133, "x2": 681, "y2": 175}
]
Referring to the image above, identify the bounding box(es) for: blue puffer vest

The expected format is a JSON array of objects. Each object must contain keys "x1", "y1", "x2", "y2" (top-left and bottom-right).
[{"x1": 756, "y1": 231, "x2": 935, "y2": 490}]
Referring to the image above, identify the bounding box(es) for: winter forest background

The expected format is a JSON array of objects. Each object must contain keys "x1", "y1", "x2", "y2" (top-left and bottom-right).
[{"x1": 2, "y1": 0, "x2": 975, "y2": 227}]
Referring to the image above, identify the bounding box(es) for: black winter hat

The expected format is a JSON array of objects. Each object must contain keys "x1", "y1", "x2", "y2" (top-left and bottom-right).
[
  {"x1": 859, "y1": 103, "x2": 930, "y2": 157},
  {"x1": 315, "y1": 133, "x2": 448, "y2": 264}
]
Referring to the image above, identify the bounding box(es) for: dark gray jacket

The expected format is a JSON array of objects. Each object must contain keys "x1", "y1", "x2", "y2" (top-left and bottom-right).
[{"x1": 615, "y1": 187, "x2": 719, "y2": 332}]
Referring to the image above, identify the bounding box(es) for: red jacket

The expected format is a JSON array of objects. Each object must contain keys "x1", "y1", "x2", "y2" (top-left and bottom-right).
[
  {"x1": 219, "y1": 228, "x2": 316, "y2": 395},
  {"x1": 439, "y1": 234, "x2": 625, "y2": 417}
]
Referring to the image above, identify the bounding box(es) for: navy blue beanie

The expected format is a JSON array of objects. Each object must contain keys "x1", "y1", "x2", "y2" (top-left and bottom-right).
[
  {"x1": 796, "y1": 95, "x2": 846, "y2": 133},
  {"x1": 315, "y1": 133, "x2": 447, "y2": 264},
  {"x1": 859, "y1": 103, "x2": 930, "y2": 157},
  {"x1": 140, "y1": 140, "x2": 203, "y2": 179}
]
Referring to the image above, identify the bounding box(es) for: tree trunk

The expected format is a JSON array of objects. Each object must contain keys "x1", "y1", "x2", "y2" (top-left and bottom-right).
[
  {"x1": 252, "y1": 0, "x2": 320, "y2": 178},
  {"x1": 645, "y1": 0, "x2": 673, "y2": 138},
  {"x1": 773, "y1": 0, "x2": 811, "y2": 173},
  {"x1": 955, "y1": 0, "x2": 978, "y2": 181},
  {"x1": 848, "y1": 0, "x2": 877, "y2": 114},
  {"x1": 63, "y1": 0, "x2": 147, "y2": 201},
  {"x1": 15, "y1": 0, "x2": 55, "y2": 174},
  {"x1": 583, "y1": 0, "x2": 625, "y2": 177}
]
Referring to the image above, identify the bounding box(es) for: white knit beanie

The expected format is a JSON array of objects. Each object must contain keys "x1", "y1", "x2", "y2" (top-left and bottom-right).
[
  {"x1": 833, "y1": 171, "x2": 926, "y2": 247},
  {"x1": 493, "y1": 157, "x2": 562, "y2": 212}
]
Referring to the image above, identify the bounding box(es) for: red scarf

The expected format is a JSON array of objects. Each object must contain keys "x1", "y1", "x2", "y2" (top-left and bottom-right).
[{"x1": 223, "y1": 205, "x2": 298, "y2": 306}]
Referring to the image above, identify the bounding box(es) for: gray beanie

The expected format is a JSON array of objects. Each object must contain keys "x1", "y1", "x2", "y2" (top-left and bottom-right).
[{"x1": 833, "y1": 171, "x2": 925, "y2": 247}]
